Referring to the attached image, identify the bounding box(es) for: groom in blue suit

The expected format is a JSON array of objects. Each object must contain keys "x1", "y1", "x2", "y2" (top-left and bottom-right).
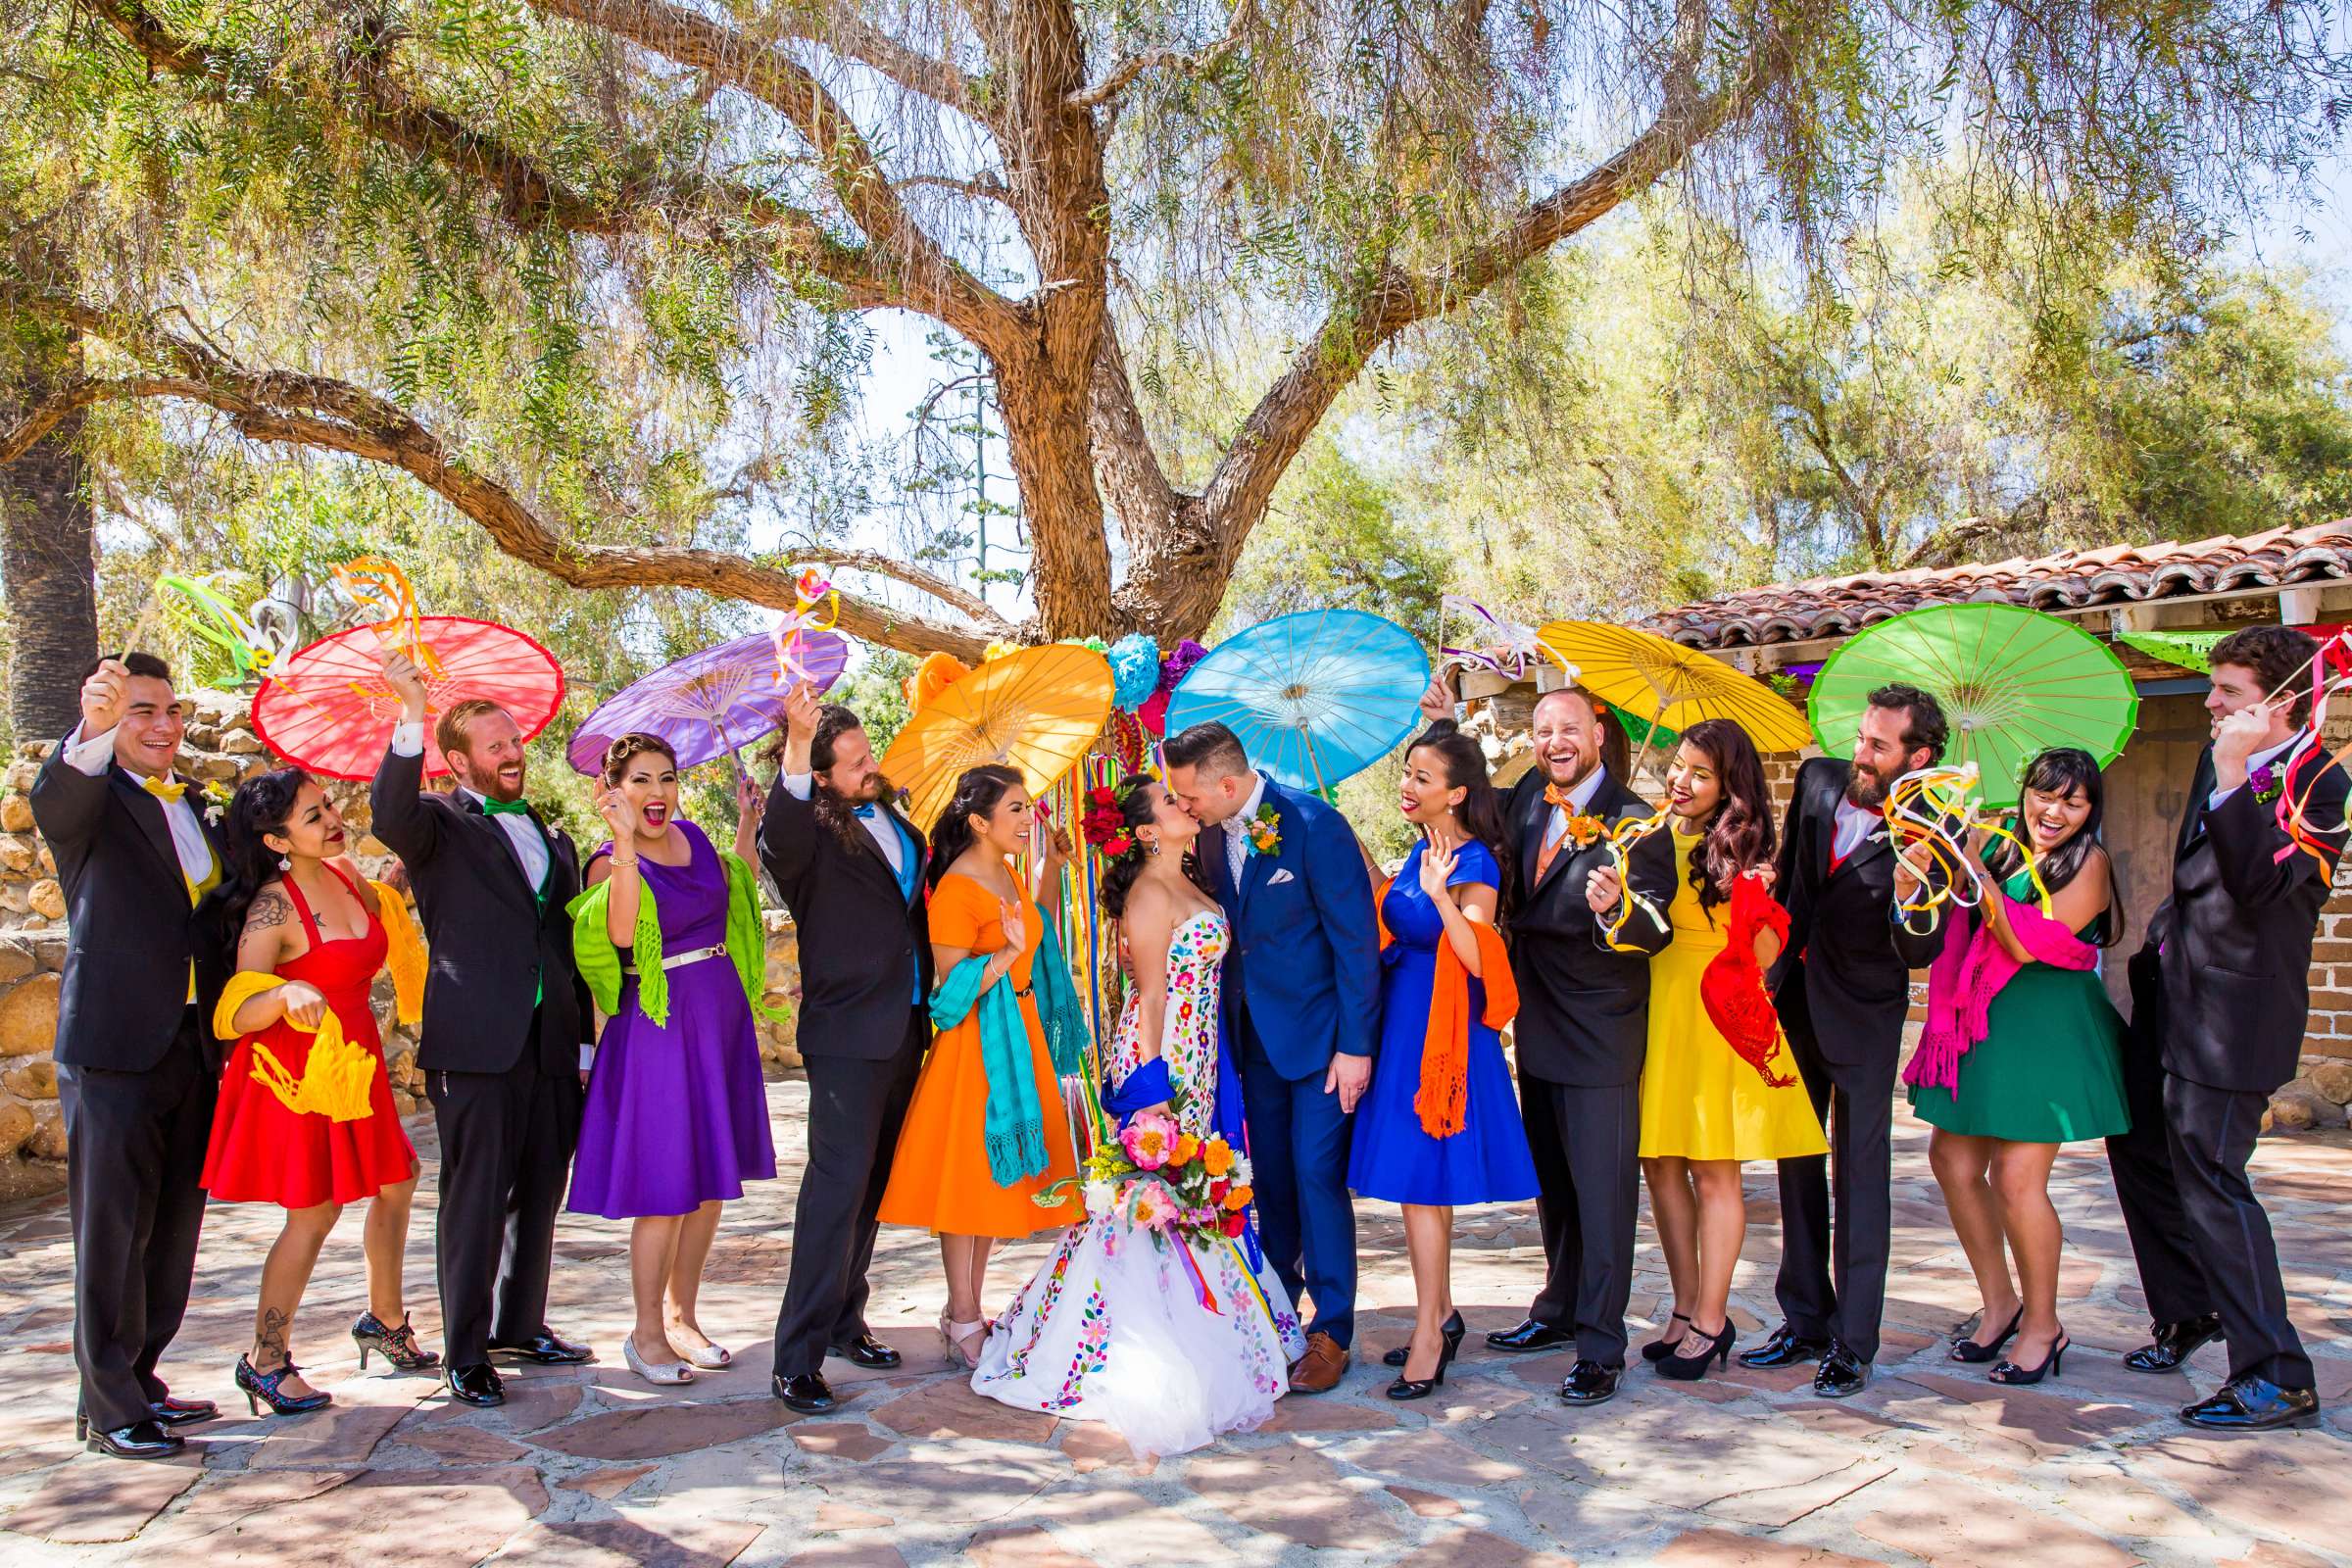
[{"x1": 1165, "y1": 721, "x2": 1381, "y2": 1393}]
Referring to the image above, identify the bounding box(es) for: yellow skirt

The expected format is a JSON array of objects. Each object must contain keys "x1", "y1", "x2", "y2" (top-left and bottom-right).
[{"x1": 1639, "y1": 941, "x2": 1829, "y2": 1162}]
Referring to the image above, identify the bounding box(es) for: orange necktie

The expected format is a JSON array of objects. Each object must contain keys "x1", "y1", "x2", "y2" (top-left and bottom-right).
[{"x1": 1536, "y1": 786, "x2": 1574, "y2": 886}]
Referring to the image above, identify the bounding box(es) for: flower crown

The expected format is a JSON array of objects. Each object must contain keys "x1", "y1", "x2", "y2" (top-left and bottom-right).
[{"x1": 1080, "y1": 779, "x2": 1150, "y2": 859}]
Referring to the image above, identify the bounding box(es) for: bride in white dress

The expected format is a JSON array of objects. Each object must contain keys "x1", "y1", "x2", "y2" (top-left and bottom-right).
[{"x1": 972, "y1": 774, "x2": 1304, "y2": 1456}]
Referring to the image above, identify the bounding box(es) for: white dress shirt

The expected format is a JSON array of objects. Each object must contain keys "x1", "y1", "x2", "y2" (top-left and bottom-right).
[
  {"x1": 65, "y1": 723, "x2": 216, "y2": 887},
  {"x1": 1539, "y1": 764, "x2": 1610, "y2": 859},
  {"x1": 782, "y1": 773, "x2": 906, "y2": 874},
  {"x1": 2209, "y1": 733, "x2": 2302, "y2": 811},
  {"x1": 1225, "y1": 771, "x2": 1270, "y2": 888},
  {"x1": 1831, "y1": 792, "x2": 1883, "y2": 864},
  {"x1": 392, "y1": 721, "x2": 549, "y2": 888}
]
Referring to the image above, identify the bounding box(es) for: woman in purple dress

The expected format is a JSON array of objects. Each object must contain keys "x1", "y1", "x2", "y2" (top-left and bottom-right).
[{"x1": 570, "y1": 733, "x2": 778, "y2": 1385}]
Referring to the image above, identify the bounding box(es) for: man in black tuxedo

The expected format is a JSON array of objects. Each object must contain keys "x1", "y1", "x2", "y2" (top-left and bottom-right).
[
  {"x1": 2106, "y1": 625, "x2": 2345, "y2": 1430},
  {"x1": 371, "y1": 652, "x2": 594, "y2": 1408},
  {"x1": 1741, "y1": 683, "x2": 1946, "y2": 1398},
  {"x1": 1445, "y1": 680, "x2": 1676, "y2": 1407},
  {"x1": 763, "y1": 683, "x2": 928, "y2": 1414},
  {"x1": 31, "y1": 653, "x2": 232, "y2": 1459}
]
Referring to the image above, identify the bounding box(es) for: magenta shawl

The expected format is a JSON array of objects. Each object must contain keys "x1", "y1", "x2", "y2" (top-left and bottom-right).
[{"x1": 1903, "y1": 892, "x2": 2099, "y2": 1097}]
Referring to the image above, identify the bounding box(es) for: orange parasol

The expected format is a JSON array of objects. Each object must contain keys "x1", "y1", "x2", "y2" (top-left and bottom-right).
[{"x1": 881, "y1": 645, "x2": 1114, "y2": 831}]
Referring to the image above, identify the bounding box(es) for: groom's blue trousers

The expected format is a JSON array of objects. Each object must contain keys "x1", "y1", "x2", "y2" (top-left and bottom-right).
[{"x1": 1236, "y1": 1002, "x2": 1357, "y2": 1350}]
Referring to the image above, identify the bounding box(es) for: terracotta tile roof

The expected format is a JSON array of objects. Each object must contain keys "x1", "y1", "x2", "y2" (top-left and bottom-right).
[{"x1": 1642, "y1": 519, "x2": 2352, "y2": 650}]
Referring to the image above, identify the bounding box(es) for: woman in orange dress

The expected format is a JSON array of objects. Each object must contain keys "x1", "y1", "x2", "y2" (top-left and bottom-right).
[{"x1": 877, "y1": 764, "x2": 1083, "y2": 1366}]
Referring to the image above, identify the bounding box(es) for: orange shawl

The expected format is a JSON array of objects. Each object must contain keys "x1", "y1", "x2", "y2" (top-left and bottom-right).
[{"x1": 1377, "y1": 878, "x2": 1519, "y2": 1139}]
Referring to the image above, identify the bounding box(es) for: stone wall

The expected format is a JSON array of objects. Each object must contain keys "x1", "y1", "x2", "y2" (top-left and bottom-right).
[{"x1": 0, "y1": 692, "x2": 802, "y2": 1200}]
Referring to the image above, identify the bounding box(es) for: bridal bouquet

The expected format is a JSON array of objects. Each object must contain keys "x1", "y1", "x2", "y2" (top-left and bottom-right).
[{"x1": 1082, "y1": 1091, "x2": 1253, "y2": 1241}]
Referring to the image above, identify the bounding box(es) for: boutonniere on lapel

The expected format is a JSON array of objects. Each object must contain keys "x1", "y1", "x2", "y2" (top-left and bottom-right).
[
  {"x1": 1561, "y1": 813, "x2": 1606, "y2": 851},
  {"x1": 2249, "y1": 762, "x2": 2283, "y2": 807},
  {"x1": 201, "y1": 779, "x2": 233, "y2": 827},
  {"x1": 1244, "y1": 804, "x2": 1282, "y2": 858}
]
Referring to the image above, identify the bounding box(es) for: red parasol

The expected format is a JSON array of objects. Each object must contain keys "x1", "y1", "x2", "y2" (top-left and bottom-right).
[{"x1": 254, "y1": 617, "x2": 566, "y2": 781}]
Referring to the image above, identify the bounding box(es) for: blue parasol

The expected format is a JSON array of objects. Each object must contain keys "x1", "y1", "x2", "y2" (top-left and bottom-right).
[
  {"x1": 1164, "y1": 608, "x2": 1431, "y2": 796},
  {"x1": 566, "y1": 628, "x2": 849, "y2": 778}
]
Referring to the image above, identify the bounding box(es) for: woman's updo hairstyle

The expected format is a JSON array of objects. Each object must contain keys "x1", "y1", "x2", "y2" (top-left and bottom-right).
[
  {"x1": 924, "y1": 763, "x2": 1025, "y2": 891},
  {"x1": 599, "y1": 731, "x2": 678, "y2": 787},
  {"x1": 211, "y1": 766, "x2": 314, "y2": 944},
  {"x1": 1083, "y1": 775, "x2": 1160, "y2": 918}
]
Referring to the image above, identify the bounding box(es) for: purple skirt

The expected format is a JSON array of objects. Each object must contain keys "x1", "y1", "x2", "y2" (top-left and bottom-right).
[{"x1": 568, "y1": 954, "x2": 777, "y2": 1219}]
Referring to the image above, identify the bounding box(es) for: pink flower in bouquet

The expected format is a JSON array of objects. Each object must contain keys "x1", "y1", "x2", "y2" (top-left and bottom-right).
[
  {"x1": 1128, "y1": 1182, "x2": 1178, "y2": 1231},
  {"x1": 1120, "y1": 1109, "x2": 1180, "y2": 1171}
]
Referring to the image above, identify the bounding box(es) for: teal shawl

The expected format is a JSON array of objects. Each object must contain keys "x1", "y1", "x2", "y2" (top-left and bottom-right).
[{"x1": 932, "y1": 905, "x2": 1089, "y2": 1189}]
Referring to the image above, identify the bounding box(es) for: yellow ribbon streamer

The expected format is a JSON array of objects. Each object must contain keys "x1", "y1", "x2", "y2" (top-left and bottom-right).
[
  {"x1": 1598, "y1": 807, "x2": 1673, "y2": 952},
  {"x1": 1885, "y1": 763, "x2": 2053, "y2": 934}
]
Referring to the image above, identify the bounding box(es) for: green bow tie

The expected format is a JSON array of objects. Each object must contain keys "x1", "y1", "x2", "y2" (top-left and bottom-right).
[{"x1": 481, "y1": 796, "x2": 533, "y2": 818}]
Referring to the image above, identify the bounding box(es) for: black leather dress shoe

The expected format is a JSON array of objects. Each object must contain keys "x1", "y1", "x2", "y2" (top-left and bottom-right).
[
  {"x1": 86, "y1": 1418, "x2": 184, "y2": 1460},
  {"x1": 773, "y1": 1372, "x2": 838, "y2": 1414},
  {"x1": 1559, "y1": 1358, "x2": 1623, "y2": 1406},
  {"x1": 1738, "y1": 1324, "x2": 1834, "y2": 1370},
  {"x1": 489, "y1": 1329, "x2": 593, "y2": 1365},
  {"x1": 1812, "y1": 1345, "x2": 1870, "y2": 1398},
  {"x1": 2125, "y1": 1314, "x2": 2224, "y2": 1374},
  {"x1": 1487, "y1": 1318, "x2": 1573, "y2": 1354},
  {"x1": 445, "y1": 1362, "x2": 506, "y2": 1407},
  {"x1": 149, "y1": 1396, "x2": 219, "y2": 1427},
  {"x1": 829, "y1": 1335, "x2": 902, "y2": 1370},
  {"x1": 2180, "y1": 1376, "x2": 2320, "y2": 1432}
]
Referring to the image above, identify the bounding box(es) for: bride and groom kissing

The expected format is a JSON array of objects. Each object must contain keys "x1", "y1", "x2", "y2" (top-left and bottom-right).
[{"x1": 967, "y1": 718, "x2": 1381, "y2": 1453}]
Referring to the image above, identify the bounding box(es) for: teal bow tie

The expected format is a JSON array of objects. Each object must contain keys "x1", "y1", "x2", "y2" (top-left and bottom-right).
[
  {"x1": 481, "y1": 797, "x2": 533, "y2": 817},
  {"x1": 853, "y1": 803, "x2": 878, "y2": 820}
]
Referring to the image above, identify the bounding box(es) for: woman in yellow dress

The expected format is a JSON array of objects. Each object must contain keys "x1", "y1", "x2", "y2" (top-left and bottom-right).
[
  {"x1": 1587, "y1": 718, "x2": 1827, "y2": 1383},
  {"x1": 876, "y1": 764, "x2": 1085, "y2": 1367}
]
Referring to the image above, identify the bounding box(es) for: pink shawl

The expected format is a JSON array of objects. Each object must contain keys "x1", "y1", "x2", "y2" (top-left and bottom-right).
[{"x1": 1903, "y1": 893, "x2": 2099, "y2": 1097}]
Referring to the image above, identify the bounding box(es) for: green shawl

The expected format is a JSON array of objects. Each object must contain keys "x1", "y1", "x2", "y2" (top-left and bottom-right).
[{"x1": 567, "y1": 848, "x2": 784, "y2": 1028}]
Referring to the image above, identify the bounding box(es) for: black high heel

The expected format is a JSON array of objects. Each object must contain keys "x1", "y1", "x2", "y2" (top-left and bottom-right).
[
  {"x1": 1988, "y1": 1333, "x2": 2068, "y2": 1386},
  {"x1": 1382, "y1": 1310, "x2": 1465, "y2": 1369},
  {"x1": 1949, "y1": 1306, "x2": 2024, "y2": 1364},
  {"x1": 1386, "y1": 1324, "x2": 1462, "y2": 1400},
  {"x1": 1655, "y1": 1319, "x2": 1737, "y2": 1382},
  {"x1": 353, "y1": 1311, "x2": 441, "y2": 1374},
  {"x1": 235, "y1": 1354, "x2": 333, "y2": 1417},
  {"x1": 1641, "y1": 1312, "x2": 1693, "y2": 1364}
]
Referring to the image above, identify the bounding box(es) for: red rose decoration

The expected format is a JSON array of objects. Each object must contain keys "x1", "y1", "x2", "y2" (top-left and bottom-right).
[{"x1": 1221, "y1": 1209, "x2": 1248, "y2": 1238}]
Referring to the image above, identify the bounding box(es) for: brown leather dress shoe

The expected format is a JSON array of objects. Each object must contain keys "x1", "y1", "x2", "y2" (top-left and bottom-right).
[{"x1": 1287, "y1": 1332, "x2": 1350, "y2": 1394}]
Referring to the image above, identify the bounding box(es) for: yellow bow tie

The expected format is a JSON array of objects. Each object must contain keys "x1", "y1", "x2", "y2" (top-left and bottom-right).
[{"x1": 140, "y1": 776, "x2": 188, "y2": 803}]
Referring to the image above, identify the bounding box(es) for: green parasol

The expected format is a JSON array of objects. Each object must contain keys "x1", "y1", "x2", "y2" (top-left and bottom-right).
[{"x1": 1807, "y1": 603, "x2": 2138, "y2": 808}]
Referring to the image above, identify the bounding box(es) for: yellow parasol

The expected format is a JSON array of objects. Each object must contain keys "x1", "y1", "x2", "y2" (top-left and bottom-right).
[
  {"x1": 882, "y1": 644, "x2": 1115, "y2": 831},
  {"x1": 1534, "y1": 621, "x2": 1814, "y2": 771}
]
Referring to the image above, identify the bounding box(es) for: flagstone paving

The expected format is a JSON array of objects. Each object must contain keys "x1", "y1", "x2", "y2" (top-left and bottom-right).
[{"x1": 2, "y1": 1083, "x2": 2348, "y2": 1566}]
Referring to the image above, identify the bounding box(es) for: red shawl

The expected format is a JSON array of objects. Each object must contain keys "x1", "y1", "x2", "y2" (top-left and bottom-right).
[{"x1": 1698, "y1": 873, "x2": 1798, "y2": 1087}]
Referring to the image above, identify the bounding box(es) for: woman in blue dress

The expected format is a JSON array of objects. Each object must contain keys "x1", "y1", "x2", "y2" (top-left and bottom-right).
[{"x1": 1349, "y1": 719, "x2": 1538, "y2": 1399}]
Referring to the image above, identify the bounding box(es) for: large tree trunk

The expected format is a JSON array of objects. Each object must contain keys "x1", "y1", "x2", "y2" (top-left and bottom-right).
[{"x1": 0, "y1": 334, "x2": 98, "y2": 742}]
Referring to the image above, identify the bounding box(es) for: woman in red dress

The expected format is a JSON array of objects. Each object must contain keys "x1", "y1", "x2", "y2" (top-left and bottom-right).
[{"x1": 202, "y1": 768, "x2": 436, "y2": 1415}]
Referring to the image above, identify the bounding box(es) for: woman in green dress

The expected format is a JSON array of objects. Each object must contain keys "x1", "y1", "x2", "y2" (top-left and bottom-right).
[{"x1": 1896, "y1": 747, "x2": 2129, "y2": 1386}]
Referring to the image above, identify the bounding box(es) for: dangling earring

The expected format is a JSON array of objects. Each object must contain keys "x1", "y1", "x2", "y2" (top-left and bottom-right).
[
  {"x1": 1147, "y1": 838, "x2": 1162, "y2": 857},
  {"x1": 277, "y1": 857, "x2": 292, "y2": 871}
]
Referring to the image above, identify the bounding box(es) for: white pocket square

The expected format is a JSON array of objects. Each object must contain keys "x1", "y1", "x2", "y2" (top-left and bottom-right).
[{"x1": 1267, "y1": 868, "x2": 1297, "y2": 886}]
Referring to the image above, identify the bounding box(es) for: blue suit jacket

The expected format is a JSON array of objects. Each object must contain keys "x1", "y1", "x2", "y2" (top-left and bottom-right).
[{"x1": 1206, "y1": 776, "x2": 1382, "y2": 1082}]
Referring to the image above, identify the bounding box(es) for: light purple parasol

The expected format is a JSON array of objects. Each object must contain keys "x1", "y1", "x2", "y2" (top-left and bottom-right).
[{"x1": 566, "y1": 628, "x2": 850, "y2": 777}]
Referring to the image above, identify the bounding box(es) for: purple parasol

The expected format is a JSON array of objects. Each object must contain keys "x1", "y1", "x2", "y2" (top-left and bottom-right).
[{"x1": 566, "y1": 628, "x2": 849, "y2": 777}]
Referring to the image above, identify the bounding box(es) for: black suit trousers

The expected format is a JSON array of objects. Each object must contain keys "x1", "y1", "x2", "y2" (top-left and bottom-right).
[
  {"x1": 771, "y1": 1007, "x2": 925, "y2": 1378},
  {"x1": 1518, "y1": 1071, "x2": 1640, "y2": 1365},
  {"x1": 2135, "y1": 1074, "x2": 2309, "y2": 1389},
  {"x1": 57, "y1": 1007, "x2": 215, "y2": 1432},
  {"x1": 1772, "y1": 1010, "x2": 1893, "y2": 1363},
  {"x1": 2103, "y1": 1004, "x2": 2218, "y2": 1328},
  {"x1": 425, "y1": 1013, "x2": 583, "y2": 1367}
]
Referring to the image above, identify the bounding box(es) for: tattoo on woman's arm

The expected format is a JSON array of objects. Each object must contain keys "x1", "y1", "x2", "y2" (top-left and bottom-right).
[{"x1": 243, "y1": 890, "x2": 292, "y2": 935}]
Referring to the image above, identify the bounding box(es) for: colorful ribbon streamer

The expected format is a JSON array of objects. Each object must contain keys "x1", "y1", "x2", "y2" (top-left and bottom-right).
[
  {"x1": 1441, "y1": 594, "x2": 1544, "y2": 682},
  {"x1": 155, "y1": 574, "x2": 278, "y2": 683},
  {"x1": 772, "y1": 567, "x2": 840, "y2": 687},
  {"x1": 333, "y1": 556, "x2": 441, "y2": 678},
  {"x1": 1885, "y1": 762, "x2": 2053, "y2": 934},
  {"x1": 1600, "y1": 807, "x2": 1673, "y2": 945}
]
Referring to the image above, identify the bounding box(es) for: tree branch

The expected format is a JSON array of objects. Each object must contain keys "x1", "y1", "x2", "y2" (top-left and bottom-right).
[
  {"x1": 1069, "y1": 0, "x2": 1256, "y2": 110},
  {"x1": 1184, "y1": 14, "x2": 1787, "y2": 610},
  {"x1": 522, "y1": 0, "x2": 1023, "y2": 353},
  {"x1": 88, "y1": 0, "x2": 899, "y2": 311},
  {"x1": 0, "y1": 291, "x2": 990, "y2": 661},
  {"x1": 811, "y1": 549, "x2": 1012, "y2": 632}
]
